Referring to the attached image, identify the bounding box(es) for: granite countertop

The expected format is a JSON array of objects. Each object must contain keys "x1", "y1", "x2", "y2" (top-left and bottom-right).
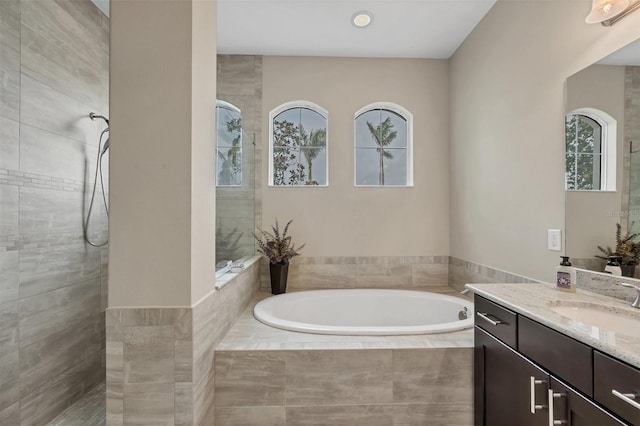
[{"x1": 465, "y1": 282, "x2": 640, "y2": 368}]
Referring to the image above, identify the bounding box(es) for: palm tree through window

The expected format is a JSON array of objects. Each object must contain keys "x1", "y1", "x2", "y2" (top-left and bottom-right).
[
  {"x1": 270, "y1": 102, "x2": 328, "y2": 186},
  {"x1": 355, "y1": 105, "x2": 411, "y2": 186}
]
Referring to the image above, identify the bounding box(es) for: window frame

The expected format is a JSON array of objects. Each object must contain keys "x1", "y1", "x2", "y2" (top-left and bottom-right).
[
  {"x1": 565, "y1": 107, "x2": 617, "y2": 192},
  {"x1": 268, "y1": 100, "x2": 329, "y2": 187},
  {"x1": 353, "y1": 102, "x2": 414, "y2": 187},
  {"x1": 215, "y1": 100, "x2": 243, "y2": 187}
]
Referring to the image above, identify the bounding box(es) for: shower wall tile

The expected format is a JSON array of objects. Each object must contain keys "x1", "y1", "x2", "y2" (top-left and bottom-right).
[
  {"x1": 0, "y1": 401, "x2": 19, "y2": 425},
  {"x1": 0, "y1": 185, "x2": 19, "y2": 237},
  {"x1": 0, "y1": 301, "x2": 19, "y2": 356},
  {"x1": 19, "y1": 244, "x2": 101, "y2": 298},
  {"x1": 0, "y1": 251, "x2": 19, "y2": 303},
  {"x1": 286, "y1": 405, "x2": 395, "y2": 426},
  {"x1": 19, "y1": 349, "x2": 103, "y2": 426},
  {"x1": 20, "y1": 74, "x2": 102, "y2": 146},
  {"x1": 0, "y1": 117, "x2": 19, "y2": 170},
  {"x1": 18, "y1": 186, "x2": 84, "y2": 236},
  {"x1": 19, "y1": 306, "x2": 102, "y2": 398},
  {"x1": 0, "y1": 0, "x2": 20, "y2": 121},
  {"x1": 19, "y1": 278, "x2": 101, "y2": 348},
  {"x1": 20, "y1": 0, "x2": 107, "y2": 109},
  {"x1": 215, "y1": 406, "x2": 286, "y2": 426},
  {"x1": 217, "y1": 55, "x2": 260, "y2": 97},
  {"x1": 285, "y1": 350, "x2": 393, "y2": 406},
  {"x1": 19, "y1": 124, "x2": 97, "y2": 182}
]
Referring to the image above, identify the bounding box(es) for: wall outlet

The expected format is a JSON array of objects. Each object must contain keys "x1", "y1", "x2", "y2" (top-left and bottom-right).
[{"x1": 548, "y1": 229, "x2": 562, "y2": 251}]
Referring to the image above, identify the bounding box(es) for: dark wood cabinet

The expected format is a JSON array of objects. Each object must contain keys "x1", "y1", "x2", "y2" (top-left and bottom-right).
[
  {"x1": 475, "y1": 326, "x2": 549, "y2": 426},
  {"x1": 550, "y1": 377, "x2": 625, "y2": 426},
  {"x1": 474, "y1": 295, "x2": 635, "y2": 426}
]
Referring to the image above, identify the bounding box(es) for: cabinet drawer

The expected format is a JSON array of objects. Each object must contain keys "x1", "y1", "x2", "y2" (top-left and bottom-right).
[
  {"x1": 474, "y1": 296, "x2": 517, "y2": 348},
  {"x1": 594, "y1": 351, "x2": 640, "y2": 425},
  {"x1": 518, "y1": 316, "x2": 593, "y2": 396}
]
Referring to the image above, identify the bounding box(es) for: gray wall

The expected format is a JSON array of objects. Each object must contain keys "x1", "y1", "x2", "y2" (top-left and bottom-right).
[{"x1": 0, "y1": 0, "x2": 109, "y2": 423}]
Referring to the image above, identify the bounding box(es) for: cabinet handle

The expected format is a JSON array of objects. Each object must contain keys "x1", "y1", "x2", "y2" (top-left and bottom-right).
[
  {"x1": 530, "y1": 376, "x2": 546, "y2": 413},
  {"x1": 476, "y1": 312, "x2": 503, "y2": 326},
  {"x1": 548, "y1": 389, "x2": 567, "y2": 426},
  {"x1": 612, "y1": 389, "x2": 640, "y2": 410}
]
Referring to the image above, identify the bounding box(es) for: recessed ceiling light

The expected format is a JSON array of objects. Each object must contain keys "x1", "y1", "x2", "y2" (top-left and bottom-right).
[{"x1": 352, "y1": 11, "x2": 373, "y2": 28}]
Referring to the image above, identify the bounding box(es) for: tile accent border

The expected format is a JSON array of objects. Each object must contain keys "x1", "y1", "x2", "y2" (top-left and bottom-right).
[
  {"x1": 259, "y1": 256, "x2": 450, "y2": 291},
  {"x1": 448, "y1": 257, "x2": 539, "y2": 292}
]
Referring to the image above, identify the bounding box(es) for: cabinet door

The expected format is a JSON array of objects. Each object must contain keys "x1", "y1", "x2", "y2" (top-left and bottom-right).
[
  {"x1": 549, "y1": 377, "x2": 627, "y2": 426},
  {"x1": 475, "y1": 326, "x2": 549, "y2": 426}
]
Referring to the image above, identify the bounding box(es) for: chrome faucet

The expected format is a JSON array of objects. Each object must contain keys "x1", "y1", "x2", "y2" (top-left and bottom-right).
[{"x1": 620, "y1": 282, "x2": 640, "y2": 308}]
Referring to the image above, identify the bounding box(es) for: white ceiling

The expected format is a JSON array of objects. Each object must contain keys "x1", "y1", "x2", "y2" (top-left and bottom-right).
[
  {"x1": 597, "y1": 38, "x2": 640, "y2": 66},
  {"x1": 217, "y1": 0, "x2": 497, "y2": 59}
]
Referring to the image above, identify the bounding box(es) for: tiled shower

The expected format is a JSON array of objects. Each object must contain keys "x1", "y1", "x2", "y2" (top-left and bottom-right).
[{"x1": 0, "y1": 0, "x2": 109, "y2": 422}]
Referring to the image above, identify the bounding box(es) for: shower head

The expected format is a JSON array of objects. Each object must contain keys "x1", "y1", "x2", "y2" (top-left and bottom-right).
[{"x1": 89, "y1": 112, "x2": 109, "y2": 125}]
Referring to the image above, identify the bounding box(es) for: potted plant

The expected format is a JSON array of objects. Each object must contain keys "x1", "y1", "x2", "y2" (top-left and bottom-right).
[
  {"x1": 254, "y1": 219, "x2": 305, "y2": 294},
  {"x1": 596, "y1": 223, "x2": 640, "y2": 277}
]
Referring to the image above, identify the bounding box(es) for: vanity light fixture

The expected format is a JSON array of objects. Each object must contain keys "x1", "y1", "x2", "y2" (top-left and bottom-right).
[
  {"x1": 352, "y1": 11, "x2": 373, "y2": 28},
  {"x1": 586, "y1": 0, "x2": 640, "y2": 26}
]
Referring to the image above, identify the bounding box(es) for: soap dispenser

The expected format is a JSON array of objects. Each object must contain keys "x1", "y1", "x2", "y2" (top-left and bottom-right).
[
  {"x1": 556, "y1": 256, "x2": 576, "y2": 292},
  {"x1": 604, "y1": 256, "x2": 622, "y2": 276}
]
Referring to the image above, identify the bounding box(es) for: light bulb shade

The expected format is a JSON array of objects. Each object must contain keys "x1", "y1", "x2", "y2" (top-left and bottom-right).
[{"x1": 586, "y1": 0, "x2": 630, "y2": 23}]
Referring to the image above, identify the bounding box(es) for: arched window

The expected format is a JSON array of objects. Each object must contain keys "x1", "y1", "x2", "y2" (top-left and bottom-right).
[
  {"x1": 269, "y1": 101, "x2": 328, "y2": 186},
  {"x1": 354, "y1": 102, "x2": 413, "y2": 187},
  {"x1": 216, "y1": 100, "x2": 242, "y2": 186},
  {"x1": 565, "y1": 108, "x2": 616, "y2": 191}
]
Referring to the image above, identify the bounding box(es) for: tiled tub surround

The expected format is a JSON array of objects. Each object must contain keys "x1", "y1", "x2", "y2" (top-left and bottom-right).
[
  {"x1": 105, "y1": 260, "x2": 261, "y2": 425},
  {"x1": 214, "y1": 292, "x2": 473, "y2": 425},
  {"x1": 465, "y1": 283, "x2": 640, "y2": 368},
  {"x1": 0, "y1": 0, "x2": 109, "y2": 423},
  {"x1": 260, "y1": 256, "x2": 450, "y2": 291},
  {"x1": 448, "y1": 257, "x2": 539, "y2": 292}
]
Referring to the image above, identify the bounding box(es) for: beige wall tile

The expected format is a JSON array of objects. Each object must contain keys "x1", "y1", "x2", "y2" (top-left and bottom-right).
[
  {"x1": 215, "y1": 406, "x2": 286, "y2": 426},
  {"x1": 215, "y1": 351, "x2": 286, "y2": 407},
  {"x1": 412, "y1": 264, "x2": 449, "y2": 287},
  {"x1": 356, "y1": 264, "x2": 412, "y2": 288},
  {"x1": 290, "y1": 264, "x2": 357, "y2": 289},
  {"x1": 0, "y1": 251, "x2": 18, "y2": 304},
  {"x1": 122, "y1": 326, "x2": 175, "y2": 425},
  {"x1": 0, "y1": 0, "x2": 20, "y2": 121},
  {"x1": 285, "y1": 404, "x2": 394, "y2": 425},
  {"x1": 393, "y1": 402, "x2": 473, "y2": 425},
  {"x1": 392, "y1": 348, "x2": 472, "y2": 404},
  {"x1": 285, "y1": 350, "x2": 393, "y2": 406}
]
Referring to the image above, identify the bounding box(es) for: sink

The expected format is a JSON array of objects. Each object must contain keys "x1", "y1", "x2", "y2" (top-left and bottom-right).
[{"x1": 547, "y1": 301, "x2": 640, "y2": 338}]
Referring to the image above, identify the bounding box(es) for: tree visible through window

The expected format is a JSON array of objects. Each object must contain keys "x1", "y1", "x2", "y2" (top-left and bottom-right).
[
  {"x1": 355, "y1": 104, "x2": 412, "y2": 186},
  {"x1": 216, "y1": 101, "x2": 242, "y2": 186},
  {"x1": 565, "y1": 113, "x2": 603, "y2": 190},
  {"x1": 270, "y1": 103, "x2": 328, "y2": 186}
]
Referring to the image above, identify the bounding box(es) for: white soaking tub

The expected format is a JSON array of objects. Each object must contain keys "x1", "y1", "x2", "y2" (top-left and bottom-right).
[{"x1": 253, "y1": 289, "x2": 473, "y2": 335}]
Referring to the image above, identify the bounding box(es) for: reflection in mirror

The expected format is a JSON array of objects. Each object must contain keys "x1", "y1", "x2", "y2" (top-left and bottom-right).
[{"x1": 565, "y1": 38, "x2": 640, "y2": 276}]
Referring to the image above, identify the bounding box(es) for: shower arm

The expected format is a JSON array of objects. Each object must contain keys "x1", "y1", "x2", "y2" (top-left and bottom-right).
[{"x1": 89, "y1": 112, "x2": 109, "y2": 126}]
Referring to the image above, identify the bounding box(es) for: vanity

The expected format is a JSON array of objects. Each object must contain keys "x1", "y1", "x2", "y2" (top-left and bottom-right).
[{"x1": 467, "y1": 283, "x2": 640, "y2": 426}]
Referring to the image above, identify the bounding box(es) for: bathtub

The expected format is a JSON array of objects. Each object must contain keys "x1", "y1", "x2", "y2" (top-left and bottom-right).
[{"x1": 253, "y1": 289, "x2": 474, "y2": 335}]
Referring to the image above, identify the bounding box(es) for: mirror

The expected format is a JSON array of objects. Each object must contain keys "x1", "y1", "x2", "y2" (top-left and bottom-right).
[{"x1": 565, "y1": 38, "x2": 640, "y2": 276}]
